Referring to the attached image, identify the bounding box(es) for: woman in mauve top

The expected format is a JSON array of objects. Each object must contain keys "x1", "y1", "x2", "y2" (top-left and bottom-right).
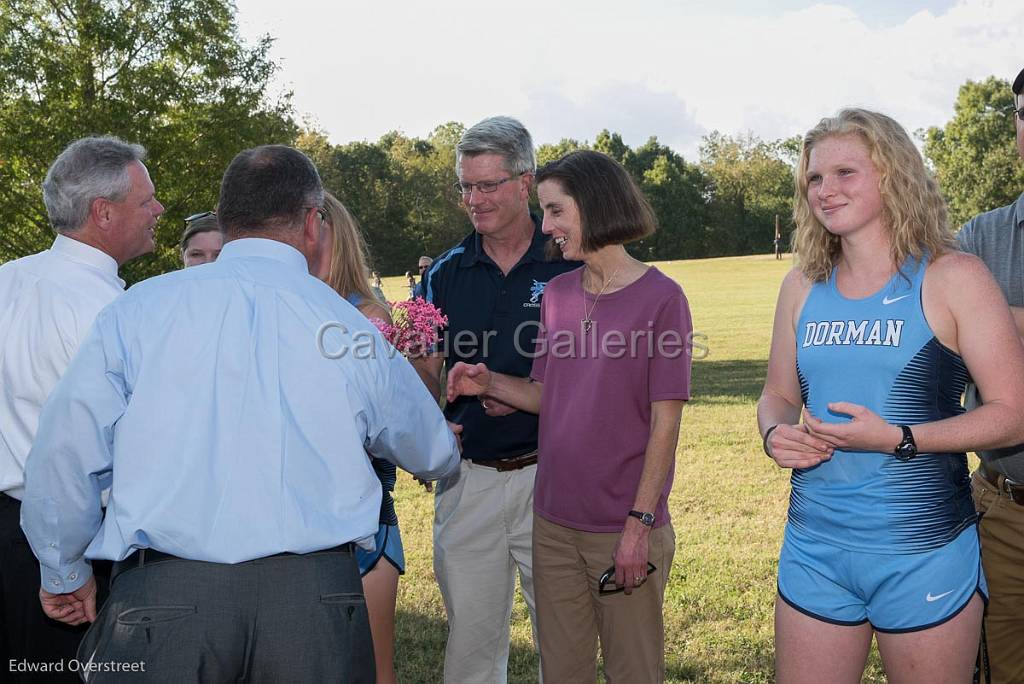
[{"x1": 446, "y1": 150, "x2": 692, "y2": 684}]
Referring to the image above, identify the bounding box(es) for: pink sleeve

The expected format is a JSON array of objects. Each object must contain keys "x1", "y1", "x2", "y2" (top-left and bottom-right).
[
  {"x1": 648, "y1": 291, "x2": 692, "y2": 402},
  {"x1": 529, "y1": 294, "x2": 549, "y2": 383}
]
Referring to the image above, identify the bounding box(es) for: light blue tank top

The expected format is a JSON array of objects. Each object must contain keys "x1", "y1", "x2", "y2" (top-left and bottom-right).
[{"x1": 792, "y1": 256, "x2": 974, "y2": 553}]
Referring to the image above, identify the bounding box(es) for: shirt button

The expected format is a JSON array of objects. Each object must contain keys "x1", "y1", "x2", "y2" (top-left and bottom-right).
[
  {"x1": 51, "y1": 579, "x2": 61, "y2": 587},
  {"x1": 68, "y1": 572, "x2": 78, "y2": 581},
  {"x1": 49, "y1": 542, "x2": 57, "y2": 548}
]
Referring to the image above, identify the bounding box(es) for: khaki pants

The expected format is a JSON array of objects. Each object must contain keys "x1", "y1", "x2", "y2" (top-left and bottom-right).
[
  {"x1": 433, "y1": 460, "x2": 539, "y2": 684},
  {"x1": 532, "y1": 513, "x2": 675, "y2": 684},
  {"x1": 972, "y1": 470, "x2": 1024, "y2": 684}
]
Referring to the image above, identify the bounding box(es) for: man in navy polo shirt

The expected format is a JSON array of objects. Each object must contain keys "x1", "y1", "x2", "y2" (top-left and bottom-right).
[{"x1": 414, "y1": 116, "x2": 579, "y2": 683}]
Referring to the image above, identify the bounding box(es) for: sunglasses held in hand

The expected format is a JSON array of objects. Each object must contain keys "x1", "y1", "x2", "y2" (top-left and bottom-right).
[{"x1": 598, "y1": 562, "x2": 657, "y2": 594}]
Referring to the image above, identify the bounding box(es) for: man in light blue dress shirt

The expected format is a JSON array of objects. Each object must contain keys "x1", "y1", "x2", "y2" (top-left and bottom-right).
[{"x1": 21, "y1": 145, "x2": 460, "y2": 682}]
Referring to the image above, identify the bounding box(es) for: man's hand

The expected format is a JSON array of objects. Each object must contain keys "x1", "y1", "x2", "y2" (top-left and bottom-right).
[
  {"x1": 416, "y1": 421, "x2": 463, "y2": 492},
  {"x1": 448, "y1": 421, "x2": 463, "y2": 454},
  {"x1": 40, "y1": 575, "x2": 97, "y2": 625},
  {"x1": 446, "y1": 362, "x2": 491, "y2": 403},
  {"x1": 613, "y1": 518, "x2": 651, "y2": 596},
  {"x1": 480, "y1": 396, "x2": 516, "y2": 417}
]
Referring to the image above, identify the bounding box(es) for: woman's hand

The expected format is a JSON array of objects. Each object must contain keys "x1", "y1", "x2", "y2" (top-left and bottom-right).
[
  {"x1": 446, "y1": 362, "x2": 492, "y2": 403},
  {"x1": 802, "y1": 403, "x2": 902, "y2": 453},
  {"x1": 765, "y1": 423, "x2": 833, "y2": 469},
  {"x1": 613, "y1": 519, "x2": 651, "y2": 596}
]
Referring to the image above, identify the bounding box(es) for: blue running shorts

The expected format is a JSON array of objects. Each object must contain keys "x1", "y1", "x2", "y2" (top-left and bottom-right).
[
  {"x1": 777, "y1": 523, "x2": 987, "y2": 632},
  {"x1": 356, "y1": 523, "x2": 406, "y2": 577}
]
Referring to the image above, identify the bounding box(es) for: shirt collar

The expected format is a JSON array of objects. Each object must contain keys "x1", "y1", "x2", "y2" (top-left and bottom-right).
[
  {"x1": 1014, "y1": 191, "x2": 1024, "y2": 230},
  {"x1": 218, "y1": 237, "x2": 310, "y2": 272},
  {"x1": 460, "y1": 213, "x2": 548, "y2": 269},
  {"x1": 50, "y1": 234, "x2": 124, "y2": 288}
]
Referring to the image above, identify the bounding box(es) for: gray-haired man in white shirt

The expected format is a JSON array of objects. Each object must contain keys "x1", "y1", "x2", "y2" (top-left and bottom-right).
[{"x1": 0, "y1": 136, "x2": 163, "y2": 680}]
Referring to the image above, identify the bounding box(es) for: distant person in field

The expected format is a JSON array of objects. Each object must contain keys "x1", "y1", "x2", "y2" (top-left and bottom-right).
[
  {"x1": 370, "y1": 270, "x2": 386, "y2": 303},
  {"x1": 413, "y1": 255, "x2": 433, "y2": 298},
  {"x1": 955, "y1": 65, "x2": 1024, "y2": 684},
  {"x1": 180, "y1": 210, "x2": 223, "y2": 267},
  {"x1": 447, "y1": 150, "x2": 692, "y2": 683},
  {"x1": 405, "y1": 271, "x2": 417, "y2": 299},
  {"x1": 315, "y1": 191, "x2": 402, "y2": 684},
  {"x1": 411, "y1": 116, "x2": 579, "y2": 683},
  {"x1": 774, "y1": 232, "x2": 783, "y2": 259},
  {"x1": 757, "y1": 108, "x2": 1024, "y2": 684}
]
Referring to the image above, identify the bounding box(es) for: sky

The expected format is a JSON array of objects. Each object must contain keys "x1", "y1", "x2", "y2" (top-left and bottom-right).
[{"x1": 234, "y1": 0, "x2": 1023, "y2": 160}]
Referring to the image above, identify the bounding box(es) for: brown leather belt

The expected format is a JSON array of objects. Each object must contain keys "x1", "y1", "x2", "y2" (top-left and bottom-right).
[
  {"x1": 471, "y1": 451, "x2": 538, "y2": 472},
  {"x1": 979, "y1": 462, "x2": 1024, "y2": 506}
]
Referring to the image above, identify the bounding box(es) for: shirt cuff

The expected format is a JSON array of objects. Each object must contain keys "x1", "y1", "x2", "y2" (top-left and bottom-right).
[{"x1": 40, "y1": 557, "x2": 93, "y2": 594}]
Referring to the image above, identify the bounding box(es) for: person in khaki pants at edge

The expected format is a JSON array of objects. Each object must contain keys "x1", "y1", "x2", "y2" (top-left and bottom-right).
[{"x1": 957, "y1": 65, "x2": 1024, "y2": 684}]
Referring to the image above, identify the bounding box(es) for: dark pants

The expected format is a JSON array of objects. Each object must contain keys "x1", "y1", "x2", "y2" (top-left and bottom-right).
[
  {"x1": 1, "y1": 492, "x2": 97, "y2": 682},
  {"x1": 78, "y1": 547, "x2": 374, "y2": 682}
]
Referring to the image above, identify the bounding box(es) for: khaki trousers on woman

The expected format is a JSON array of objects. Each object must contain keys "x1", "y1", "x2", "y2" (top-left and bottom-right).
[{"x1": 532, "y1": 513, "x2": 675, "y2": 683}]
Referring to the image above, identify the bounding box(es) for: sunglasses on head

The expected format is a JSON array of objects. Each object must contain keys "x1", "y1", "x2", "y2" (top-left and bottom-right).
[{"x1": 184, "y1": 210, "x2": 216, "y2": 225}]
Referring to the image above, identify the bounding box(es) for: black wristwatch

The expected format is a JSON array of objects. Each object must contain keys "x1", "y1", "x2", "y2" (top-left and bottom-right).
[
  {"x1": 894, "y1": 425, "x2": 917, "y2": 462},
  {"x1": 628, "y1": 510, "x2": 655, "y2": 527}
]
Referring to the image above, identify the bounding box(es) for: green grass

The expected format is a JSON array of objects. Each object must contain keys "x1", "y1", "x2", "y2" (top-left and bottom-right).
[{"x1": 380, "y1": 255, "x2": 892, "y2": 683}]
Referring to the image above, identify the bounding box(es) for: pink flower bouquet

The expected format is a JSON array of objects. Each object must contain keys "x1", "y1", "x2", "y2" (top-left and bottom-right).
[{"x1": 372, "y1": 298, "x2": 447, "y2": 357}]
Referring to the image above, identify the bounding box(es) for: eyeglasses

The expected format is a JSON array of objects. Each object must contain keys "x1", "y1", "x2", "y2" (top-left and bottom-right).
[
  {"x1": 452, "y1": 173, "x2": 526, "y2": 197},
  {"x1": 598, "y1": 562, "x2": 657, "y2": 595},
  {"x1": 305, "y1": 206, "x2": 327, "y2": 223},
  {"x1": 184, "y1": 210, "x2": 216, "y2": 225},
  {"x1": 1012, "y1": 105, "x2": 1024, "y2": 121}
]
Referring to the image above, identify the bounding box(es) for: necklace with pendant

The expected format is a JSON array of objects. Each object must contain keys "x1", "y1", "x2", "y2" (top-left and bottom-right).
[{"x1": 582, "y1": 266, "x2": 621, "y2": 333}]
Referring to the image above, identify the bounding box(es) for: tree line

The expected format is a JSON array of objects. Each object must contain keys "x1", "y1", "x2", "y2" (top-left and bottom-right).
[
  {"x1": 298, "y1": 125, "x2": 798, "y2": 274},
  {"x1": 1, "y1": 0, "x2": 1021, "y2": 279}
]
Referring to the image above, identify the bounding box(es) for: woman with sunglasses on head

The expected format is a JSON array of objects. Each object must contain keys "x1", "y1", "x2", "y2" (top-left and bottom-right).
[
  {"x1": 446, "y1": 150, "x2": 693, "y2": 683},
  {"x1": 315, "y1": 192, "x2": 402, "y2": 684},
  {"x1": 758, "y1": 108, "x2": 1024, "y2": 683},
  {"x1": 180, "y1": 211, "x2": 223, "y2": 267}
]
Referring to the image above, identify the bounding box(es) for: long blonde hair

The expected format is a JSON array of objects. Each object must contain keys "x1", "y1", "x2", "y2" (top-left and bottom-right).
[
  {"x1": 322, "y1": 192, "x2": 378, "y2": 305},
  {"x1": 793, "y1": 108, "x2": 954, "y2": 282}
]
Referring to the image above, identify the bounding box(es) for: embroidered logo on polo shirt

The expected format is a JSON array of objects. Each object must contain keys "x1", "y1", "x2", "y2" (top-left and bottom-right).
[{"x1": 524, "y1": 280, "x2": 547, "y2": 308}]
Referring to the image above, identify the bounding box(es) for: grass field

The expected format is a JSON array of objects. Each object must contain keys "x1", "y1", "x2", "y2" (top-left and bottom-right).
[{"x1": 378, "y1": 255, "x2": 891, "y2": 683}]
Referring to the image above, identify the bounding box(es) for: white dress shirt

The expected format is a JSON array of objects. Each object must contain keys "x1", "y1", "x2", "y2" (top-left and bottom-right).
[
  {"x1": 0, "y1": 235, "x2": 124, "y2": 499},
  {"x1": 21, "y1": 238, "x2": 460, "y2": 593}
]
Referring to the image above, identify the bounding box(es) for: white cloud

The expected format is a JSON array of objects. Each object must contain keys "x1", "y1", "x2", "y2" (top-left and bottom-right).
[{"x1": 236, "y1": 0, "x2": 1024, "y2": 157}]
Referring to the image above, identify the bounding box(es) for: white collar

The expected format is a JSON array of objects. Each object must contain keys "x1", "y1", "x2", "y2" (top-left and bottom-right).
[{"x1": 50, "y1": 234, "x2": 125, "y2": 288}]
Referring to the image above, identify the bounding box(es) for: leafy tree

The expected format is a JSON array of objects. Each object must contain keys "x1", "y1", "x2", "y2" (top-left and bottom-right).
[
  {"x1": 636, "y1": 144, "x2": 709, "y2": 261},
  {"x1": 923, "y1": 76, "x2": 1024, "y2": 227},
  {"x1": 536, "y1": 138, "x2": 586, "y2": 167},
  {"x1": 0, "y1": 0, "x2": 296, "y2": 279},
  {"x1": 304, "y1": 123, "x2": 473, "y2": 276},
  {"x1": 594, "y1": 130, "x2": 631, "y2": 167},
  {"x1": 699, "y1": 132, "x2": 795, "y2": 256}
]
